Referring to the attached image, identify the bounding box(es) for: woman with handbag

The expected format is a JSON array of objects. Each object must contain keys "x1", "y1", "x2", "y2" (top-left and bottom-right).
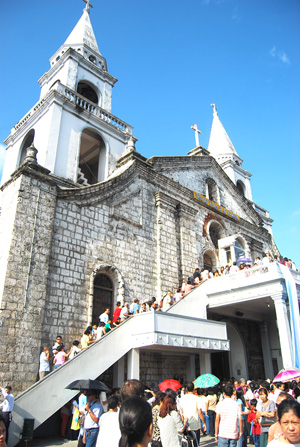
[
  {"x1": 256, "y1": 387, "x2": 276, "y2": 447},
  {"x1": 158, "y1": 394, "x2": 188, "y2": 447}
]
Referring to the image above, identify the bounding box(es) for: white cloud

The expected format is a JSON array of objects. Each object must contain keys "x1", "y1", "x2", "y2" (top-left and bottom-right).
[{"x1": 269, "y1": 46, "x2": 290, "y2": 65}]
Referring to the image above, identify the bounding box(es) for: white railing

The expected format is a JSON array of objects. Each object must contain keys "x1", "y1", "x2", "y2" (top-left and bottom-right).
[{"x1": 13, "y1": 82, "x2": 133, "y2": 136}]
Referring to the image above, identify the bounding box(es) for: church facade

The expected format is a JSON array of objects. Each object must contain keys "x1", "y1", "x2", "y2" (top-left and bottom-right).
[{"x1": 0, "y1": 5, "x2": 298, "y2": 395}]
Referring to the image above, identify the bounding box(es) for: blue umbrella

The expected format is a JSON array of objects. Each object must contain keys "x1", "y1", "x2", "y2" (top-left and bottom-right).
[{"x1": 194, "y1": 373, "x2": 220, "y2": 388}]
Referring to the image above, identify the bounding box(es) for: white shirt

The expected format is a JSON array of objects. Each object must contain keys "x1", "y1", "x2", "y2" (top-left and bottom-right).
[
  {"x1": 39, "y1": 352, "x2": 50, "y2": 372},
  {"x1": 99, "y1": 312, "x2": 109, "y2": 324},
  {"x1": 180, "y1": 393, "x2": 201, "y2": 430},
  {"x1": 0, "y1": 388, "x2": 14, "y2": 412},
  {"x1": 120, "y1": 306, "x2": 129, "y2": 319},
  {"x1": 96, "y1": 411, "x2": 120, "y2": 447}
]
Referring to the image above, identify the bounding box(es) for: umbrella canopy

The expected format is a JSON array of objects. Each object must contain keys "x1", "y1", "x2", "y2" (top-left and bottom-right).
[
  {"x1": 273, "y1": 368, "x2": 300, "y2": 383},
  {"x1": 65, "y1": 379, "x2": 111, "y2": 392},
  {"x1": 194, "y1": 373, "x2": 220, "y2": 388},
  {"x1": 237, "y1": 257, "x2": 252, "y2": 264},
  {"x1": 158, "y1": 379, "x2": 181, "y2": 392}
]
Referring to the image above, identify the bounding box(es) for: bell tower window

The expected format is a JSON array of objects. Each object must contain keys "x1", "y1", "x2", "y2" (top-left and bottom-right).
[
  {"x1": 78, "y1": 129, "x2": 106, "y2": 185},
  {"x1": 77, "y1": 81, "x2": 98, "y2": 104}
]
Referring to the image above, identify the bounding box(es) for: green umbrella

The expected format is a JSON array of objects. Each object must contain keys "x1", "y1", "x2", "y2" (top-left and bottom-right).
[{"x1": 194, "y1": 373, "x2": 220, "y2": 388}]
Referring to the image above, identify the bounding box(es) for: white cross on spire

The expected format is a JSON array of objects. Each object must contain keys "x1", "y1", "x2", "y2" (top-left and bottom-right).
[
  {"x1": 191, "y1": 124, "x2": 201, "y2": 147},
  {"x1": 83, "y1": 0, "x2": 94, "y2": 12},
  {"x1": 211, "y1": 103, "x2": 218, "y2": 114}
]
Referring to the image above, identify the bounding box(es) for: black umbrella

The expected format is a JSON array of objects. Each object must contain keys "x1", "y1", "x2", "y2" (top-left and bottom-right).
[{"x1": 65, "y1": 379, "x2": 111, "y2": 392}]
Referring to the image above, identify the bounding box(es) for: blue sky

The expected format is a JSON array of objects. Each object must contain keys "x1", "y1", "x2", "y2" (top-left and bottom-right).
[{"x1": 1, "y1": 0, "x2": 299, "y2": 267}]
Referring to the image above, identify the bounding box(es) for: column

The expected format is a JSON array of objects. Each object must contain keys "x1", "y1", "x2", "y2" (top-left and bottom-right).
[
  {"x1": 199, "y1": 352, "x2": 211, "y2": 374},
  {"x1": 186, "y1": 354, "x2": 196, "y2": 381},
  {"x1": 113, "y1": 356, "x2": 125, "y2": 388},
  {"x1": 127, "y1": 348, "x2": 140, "y2": 380},
  {"x1": 272, "y1": 292, "x2": 293, "y2": 367},
  {"x1": 259, "y1": 322, "x2": 274, "y2": 379}
]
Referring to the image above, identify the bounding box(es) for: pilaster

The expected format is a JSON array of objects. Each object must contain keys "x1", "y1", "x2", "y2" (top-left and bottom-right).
[
  {"x1": 272, "y1": 292, "x2": 293, "y2": 368},
  {"x1": 199, "y1": 352, "x2": 211, "y2": 374},
  {"x1": 259, "y1": 322, "x2": 274, "y2": 379},
  {"x1": 127, "y1": 348, "x2": 140, "y2": 380}
]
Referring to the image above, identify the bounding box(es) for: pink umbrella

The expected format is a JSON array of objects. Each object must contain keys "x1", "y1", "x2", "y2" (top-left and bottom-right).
[{"x1": 273, "y1": 368, "x2": 300, "y2": 382}]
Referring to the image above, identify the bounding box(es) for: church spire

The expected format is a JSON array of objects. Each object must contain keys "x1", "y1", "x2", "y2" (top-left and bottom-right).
[
  {"x1": 208, "y1": 104, "x2": 241, "y2": 164},
  {"x1": 63, "y1": 2, "x2": 101, "y2": 55}
]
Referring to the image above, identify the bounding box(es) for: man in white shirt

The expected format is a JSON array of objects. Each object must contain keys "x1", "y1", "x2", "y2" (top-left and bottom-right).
[
  {"x1": 39, "y1": 346, "x2": 50, "y2": 379},
  {"x1": 83, "y1": 390, "x2": 103, "y2": 447},
  {"x1": 180, "y1": 382, "x2": 206, "y2": 447},
  {"x1": 0, "y1": 385, "x2": 14, "y2": 443},
  {"x1": 99, "y1": 308, "x2": 110, "y2": 325}
]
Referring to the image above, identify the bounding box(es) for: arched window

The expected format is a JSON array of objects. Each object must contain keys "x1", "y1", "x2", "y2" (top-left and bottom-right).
[
  {"x1": 206, "y1": 178, "x2": 219, "y2": 203},
  {"x1": 203, "y1": 253, "x2": 213, "y2": 270},
  {"x1": 208, "y1": 221, "x2": 225, "y2": 249},
  {"x1": 77, "y1": 81, "x2": 98, "y2": 104},
  {"x1": 19, "y1": 129, "x2": 35, "y2": 166},
  {"x1": 93, "y1": 274, "x2": 113, "y2": 325},
  {"x1": 78, "y1": 129, "x2": 106, "y2": 185},
  {"x1": 236, "y1": 180, "x2": 245, "y2": 196}
]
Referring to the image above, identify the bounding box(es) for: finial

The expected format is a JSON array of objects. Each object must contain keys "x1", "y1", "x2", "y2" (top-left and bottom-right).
[
  {"x1": 211, "y1": 103, "x2": 218, "y2": 115},
  {"x1": 83, "y1": 0, "x2": 94, "y2": 13},
  {"x1": 126, "y1": 136, "x2": 136, "y2": 153},
  {"x1": 23, "y1": 143, "x2": 38, "y2": 165},
  {"x1": 191, "y1": 124, "x2": 201, "y2": 147}
]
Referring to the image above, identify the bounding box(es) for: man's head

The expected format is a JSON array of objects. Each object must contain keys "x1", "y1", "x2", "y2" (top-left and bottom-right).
[
  {"x1": 223, "y1": 384, "x2": 234, "y2": 397},
  {"x1": 186, "y1": 382, "x2": 194, "y2": 393},
  {"x1": 43, "y1": 346, "x2": 49, "y2": 353},
  {"x1": 56, "y1": 336, "x2": 62, "y2": 345},
  {"x1": 240, "y1": 378, "x2": 246, "y2": 387},
  {"x1": 105, "y1": 308, "x2": 110, "y2": 314},
  {"x1": 5, "y1": 385, "x2": 12, "y2": 394},
  {"x1": 120, "y1": 379, "x2": 145, "y2": 403}
]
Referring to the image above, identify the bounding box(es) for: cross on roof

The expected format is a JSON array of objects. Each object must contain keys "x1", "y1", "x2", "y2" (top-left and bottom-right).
[
  {"x1": 211, "y1": 103, "x2": 218, "y2": 114},
  {"x1": 83, "y1": 0, "x2": 94, "y2": 12},
  {"x1": 191, "y1": 124, "x2": 201, "y2": 147}
]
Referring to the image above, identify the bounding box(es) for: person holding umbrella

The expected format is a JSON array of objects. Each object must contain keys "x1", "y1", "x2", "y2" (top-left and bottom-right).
[{"x1": 83, "y1": 390, "x2": 103, "y2": 447}]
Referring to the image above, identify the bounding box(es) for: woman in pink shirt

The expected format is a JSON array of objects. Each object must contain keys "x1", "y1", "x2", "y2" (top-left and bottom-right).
[{"x1": 54, "y1": 345, "x2": 69, "y2": 369}]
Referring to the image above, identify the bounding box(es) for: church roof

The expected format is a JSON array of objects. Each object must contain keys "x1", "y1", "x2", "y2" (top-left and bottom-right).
[
  {"x1": 208, "y1": 105, "x2": 240, "y2": 161},
  {"x1": 63, "y1": 5, "x2": 101, "y2": 55}
]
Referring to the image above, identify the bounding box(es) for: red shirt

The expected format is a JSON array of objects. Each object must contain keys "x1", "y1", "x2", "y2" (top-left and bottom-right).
[
  {"x1": 247, "y1": 410, "x2": 261, "y2": 435},
  {"x1": 112, "y1": 307, "x2": 122, "y2": 323}
]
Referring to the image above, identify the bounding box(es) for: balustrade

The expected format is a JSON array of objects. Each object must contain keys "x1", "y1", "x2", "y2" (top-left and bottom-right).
[{"x1": 13, "y1": 82, "x2": 133, "y2": 135}]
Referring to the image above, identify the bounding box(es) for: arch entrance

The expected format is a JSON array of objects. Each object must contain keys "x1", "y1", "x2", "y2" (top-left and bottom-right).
[
  {"x1": 78, "y1": 129, "x2": 106, "y2": 185},
  {"x1": 93, "y1": 274, "x2": 113, "y2": 325}
]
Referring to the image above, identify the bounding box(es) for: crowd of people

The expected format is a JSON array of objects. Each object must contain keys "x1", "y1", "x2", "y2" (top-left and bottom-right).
[
  {"x1": 37, "y1": 251, "x2": 299, "y2": 376},
  {"x1": 43, "y1": 376, "x2": 300, "y2": 447}
]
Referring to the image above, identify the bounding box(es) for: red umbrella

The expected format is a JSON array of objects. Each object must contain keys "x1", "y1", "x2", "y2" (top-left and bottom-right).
[
  {"x1": 273, "y1": 368, "x2": 300, "y2": 383},
  {"x1": 158, "y1": 379, "x2": 181, "y2": 392}
]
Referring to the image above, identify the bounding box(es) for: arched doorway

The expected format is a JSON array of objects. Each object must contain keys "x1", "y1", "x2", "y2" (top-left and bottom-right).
[
  {"x1": 78, "y1": 129, "x2": 106, "y2": 185},
  {"x1": 203, "y1": 253, "x2": 213, "y2": 270},
  {"x1": 208, "y1": 221, "x2": 226, "y2": 250},
  {"x1": 226, "y1": 321, "x2": 248, "y2": 379},
  {"x1": 19, "y1": 129, "x2": 35, "y2": 166},
  {"x1": 93, "y1": 274, "x2": 113, "y2": 324}
]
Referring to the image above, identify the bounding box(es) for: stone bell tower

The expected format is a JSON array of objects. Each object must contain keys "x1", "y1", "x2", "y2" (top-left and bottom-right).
[{"x1": 2, "y1": 1, "x2": 135, "y2": 187}]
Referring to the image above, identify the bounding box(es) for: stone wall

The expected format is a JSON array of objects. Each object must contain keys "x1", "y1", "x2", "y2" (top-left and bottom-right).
[
  {"x1": 140, "y1": 351, "x2": 189, "y2": 390},
  {"x1": 0, "y1": 170, "x2": 57, "y2": 393}
]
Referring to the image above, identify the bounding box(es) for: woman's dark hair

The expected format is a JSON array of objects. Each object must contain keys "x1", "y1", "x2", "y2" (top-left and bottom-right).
[
  {"x1": 153, "y1": 391, "x2": 166, "y2": 407},
  {"x1": 119, "y1": 396, "x2": 152, "y2": 447},
  {"x1": 236, "y1": 388, "x2": 246, "y2": 405},
  {"x1": 278, "y1": 399, "x2": 300, "y2": 422},
  {"x1": 258, "y1": 387, "x2": 268, "y2": 397},
  {"x1": 72, "y1": 340, "x2": 80, "y2": 346},
  {"x1": 56, "y1": 345, "x2": 63, "y2": 352},
  {"x1": 159, "y1": 395, "x2": 176, "y2": 418}
]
